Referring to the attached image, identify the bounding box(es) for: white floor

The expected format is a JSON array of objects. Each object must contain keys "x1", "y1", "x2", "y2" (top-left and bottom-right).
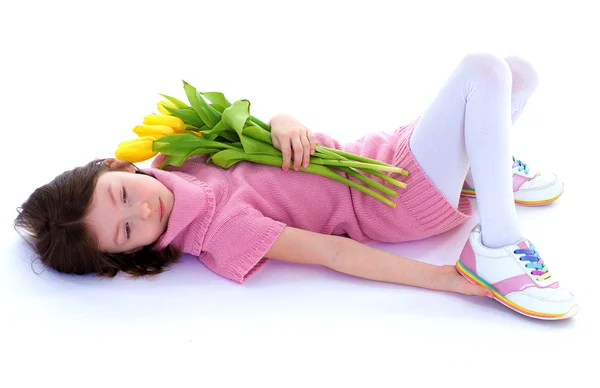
[{"x1": 1, "y1": 1, "x2": 598, "y2": 387}]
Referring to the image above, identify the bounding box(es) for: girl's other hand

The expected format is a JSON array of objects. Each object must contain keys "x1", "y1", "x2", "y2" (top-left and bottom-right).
[
  {"x1": 270, "y1": 114, "x2": 317, "y2": 172},
  {"x1": 439, "y1": 265, "x2": 493, "y2": 298}
]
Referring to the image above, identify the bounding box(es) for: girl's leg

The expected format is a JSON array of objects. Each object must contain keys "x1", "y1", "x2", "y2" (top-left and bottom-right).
[
  {"x1": 409, "y1": 53, "x2": 538, "y2": 248},
  {"x1": 505, "y1": 55, "x2": 540, "y2": 124}
]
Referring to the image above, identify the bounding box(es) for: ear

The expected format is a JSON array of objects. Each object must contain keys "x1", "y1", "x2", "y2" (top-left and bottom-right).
[{"x1": 104, "y1": 158, "x2": 136, "y2": 173}]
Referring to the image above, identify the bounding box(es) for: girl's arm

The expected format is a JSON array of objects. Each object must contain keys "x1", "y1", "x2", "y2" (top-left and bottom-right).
[{"x1": 266, "y1": 226, "x2": 491, "y2": 297}]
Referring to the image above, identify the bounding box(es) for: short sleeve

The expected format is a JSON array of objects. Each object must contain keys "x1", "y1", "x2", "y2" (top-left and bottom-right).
[{"x1": 199, "y1": 207, "x2": 287, "y2": 283}]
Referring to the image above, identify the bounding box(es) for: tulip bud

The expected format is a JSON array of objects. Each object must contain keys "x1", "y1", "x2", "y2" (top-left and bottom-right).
[
  {"x1": 144, "y1": 114, "x2": 186, "y2": 133},
  {"x1": 132, "y1": 124, "x2": 175, "y2": 139},
  {"x1": 157, "y1": 100, "x2": 177, "y2": 115},
  {"x1": 115, "y1": 136, "x2": 157, "y2": 163}
]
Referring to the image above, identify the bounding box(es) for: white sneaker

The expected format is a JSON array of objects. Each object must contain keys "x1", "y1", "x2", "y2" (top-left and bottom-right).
[
  {"x1": 461, "y1": 156, "x2": 564, "y2": 206},
  {"x1": 455, "y1": 224, "x2": 579, "y2": 320}
]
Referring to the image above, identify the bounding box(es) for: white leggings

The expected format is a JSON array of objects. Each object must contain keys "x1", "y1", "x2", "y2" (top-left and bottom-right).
[{"x1": 409, "y1": 53, "x2": 539, "y2": 248}]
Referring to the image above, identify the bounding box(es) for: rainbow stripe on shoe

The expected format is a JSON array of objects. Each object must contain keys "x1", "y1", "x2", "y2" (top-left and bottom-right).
[{"x1": 455, "y1": 259, "x2": 577, "y2": 320}]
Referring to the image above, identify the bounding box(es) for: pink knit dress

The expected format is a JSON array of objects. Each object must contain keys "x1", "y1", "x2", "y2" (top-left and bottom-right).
[{"x1": 146, "y1": 118, "x2": 472, "y2": 283}]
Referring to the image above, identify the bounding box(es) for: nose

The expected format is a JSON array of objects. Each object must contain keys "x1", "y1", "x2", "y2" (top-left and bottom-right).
[{"x1": 139, "y1": 201, "x2": 152, "y2": 221}]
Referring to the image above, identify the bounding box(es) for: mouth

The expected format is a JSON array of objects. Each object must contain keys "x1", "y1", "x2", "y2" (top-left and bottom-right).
[{"x1": 159, "y1": 198, "x2": 165, "y2": 222}]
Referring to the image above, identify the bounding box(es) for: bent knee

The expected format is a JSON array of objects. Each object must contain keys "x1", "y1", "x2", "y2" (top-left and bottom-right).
[
  {"x1": 459, "y1": 52, "x2": 512, "y2": 87},
  {"x1": 504, "y1": 55, "x2": 540, "y2": 94}
]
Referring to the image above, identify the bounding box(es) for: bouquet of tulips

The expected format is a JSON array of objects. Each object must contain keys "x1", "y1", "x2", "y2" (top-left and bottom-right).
[{"x1": 115, "y1": 81, "x2": 409, "y2": 208}]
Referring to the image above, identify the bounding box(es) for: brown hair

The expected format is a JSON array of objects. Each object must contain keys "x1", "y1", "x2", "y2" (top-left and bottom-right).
[{"x1": 14, "y1": 159, "x2": 180, "y2": 277}]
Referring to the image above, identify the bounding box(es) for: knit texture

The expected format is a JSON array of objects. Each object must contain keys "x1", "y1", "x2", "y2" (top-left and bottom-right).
[
  {"x1": 343, "y1": 118, "x2": 473, "y2": 242},
  {"x1": 145, "y1": 118, "x2": 472, "y2": 283}
]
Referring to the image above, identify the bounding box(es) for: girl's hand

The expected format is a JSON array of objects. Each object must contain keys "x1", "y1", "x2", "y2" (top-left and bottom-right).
[
  {"x1": 270, "y1": 114, "x2": 318, "y2": 172},
  {"x1": 439, "y1": 265, "x2": 493, "y2": 298}
]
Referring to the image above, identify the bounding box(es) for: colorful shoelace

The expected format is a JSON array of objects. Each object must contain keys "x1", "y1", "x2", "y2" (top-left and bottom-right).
[
  {"x1": 512, "y1": 156, "x2": 530, "y2": 174},
  {"x1": 515, "y1": 244, "x2": 552, "y2": 281}
]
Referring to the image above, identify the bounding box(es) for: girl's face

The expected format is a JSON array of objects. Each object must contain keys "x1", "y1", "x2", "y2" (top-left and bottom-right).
[{"x1": 85, "y1": 171, "x2": 174, "y2": 254}]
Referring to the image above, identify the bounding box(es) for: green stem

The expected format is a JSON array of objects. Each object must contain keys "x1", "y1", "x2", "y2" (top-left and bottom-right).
[
  {"x1": 313, "y1": 146, "x2": 342, "y2": 160},
  {"x1": 318, "y1": 145, "x2": 409, "y2": 176},
  {"x1": 314, "y1": 146, "x2": 406, "y2": 188},
  {"x1": 331, "y1": 167, "x2": 397, "y2": 197},
  {"x1": 310, "y1": 157, "x2": 404, "y2": 173},
  {"x1": 314, "y1": 148, "x2": 399, "y2": 194},
  {"x1": 250, "y1": 116, "x2": 271, "y2": 132},
  {"x1": 362, "y1": 169, "x2": 407, "y2": 189}
]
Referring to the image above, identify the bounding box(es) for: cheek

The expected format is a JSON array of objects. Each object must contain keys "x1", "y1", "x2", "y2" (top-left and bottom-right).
[
  {"x1": 138, "y1": 220, "x2": 162, "y2": 242},
  {"x1": 135, "y1": 185, "x2": 153, "y2": 198}
]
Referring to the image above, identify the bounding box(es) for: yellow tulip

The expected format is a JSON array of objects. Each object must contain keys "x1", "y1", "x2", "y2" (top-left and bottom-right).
[
  {"x1": 115, "y1": 136, "x2": 157, "y2": 163},
  {"x1": 132, "y1": 124, "x2": 175, "y2": 140},
  {"x1": 157, "y1": 100, "x2": 177, "y2": 115},
  {"x1": 144, "y1": 114, "x2": 185, "y2": 133}
]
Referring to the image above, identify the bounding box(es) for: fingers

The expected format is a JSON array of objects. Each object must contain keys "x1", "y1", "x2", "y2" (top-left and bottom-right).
[
  {"x1": 279, "y1": 128, "x2": 317, "y2": 172},
  {"x1": 470, "y1": 284, "x2": 493, "y2": 298},
  {"x1": 307, "y1": 129, "x2": 317, "y2": 156},
  {"x1": 442, "y1": 265, "x2": 493, "y2": 298},
  {"x1": 291, "y1": 135, "x2": 303, "y2": 171},
  {"x1": 300, "y1": 132, "x2": 311, "y2": 168},
  {"x1": 280, "y1": 138, "x2": 292, "y2": 172}
]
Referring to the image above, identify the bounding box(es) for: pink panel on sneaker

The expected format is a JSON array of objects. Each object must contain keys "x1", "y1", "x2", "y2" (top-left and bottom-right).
[
  {"x1": 460, "y1": 239, "x2": 477, "y2": 273},
  {"x1": 513, "y1": 174, "x2": 530, "y2": 191},
  {"x1": 513, "y1": 171, "x2": 541, "y2": 191},
  {"x1": 517, "y1": 241, "x2": 529, "y2": 250},
  {"x1": 493, "y1": 275, "x2": 560, "y2": 295},
  {"x1": 492, "y1": 274, "x2": 536, "y2": 294}
]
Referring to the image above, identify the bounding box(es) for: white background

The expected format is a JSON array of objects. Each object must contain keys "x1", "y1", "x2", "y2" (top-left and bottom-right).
[{"x1": 1, "y1": 0, "x2": 598, "y2": 387}]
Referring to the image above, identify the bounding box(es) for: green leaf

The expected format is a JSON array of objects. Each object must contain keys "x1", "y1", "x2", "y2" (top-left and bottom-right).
[
  {"x1": 159, "y1": 154, "x2": 188, "y2": 169},
  {"x1": 158, "y1": 148, "x2": 218, "y2": 168},
  {"x1": 153, "y1": 133, "x2": 235, "y2": 156},
  {"x1": 153, "y1": 133, "x2": 203, "y2": 156},
  {"x1": 203, "y1": 120, "x2": 227, "y2": 141},
  {"x1": 217, "y1": 130, "x2": 239, "y2": 143},
  {"x1": 203, "y1": 133, "x2": 218, "y2": 141},
  {"x1": 210, "y1": 104, "x2": 226, "y2": 113},
  {"x1": 249, "y1": 115, "x2": 271, "y2": 131},
  {"x1": 163, "y1": 105, "x2": 205, "y2": 128},
  {"x1": 201, "y1": 92, "x2": 231, "y2": 107},
  {"x1": 243, "y1": 123, "x2": 272, "y2": 144},
  {"x1": 209, "y1": 148, "x2": 248, "y2": 169},
  {"x1": 186, "y1": 148, "x2": 221, "y2": 158},
  {"x1": 159, "y1": 94, "x2": 189, "y2": 108},
  {"x1": 202, "y1": 123, "x2": 235, "y2": 143},
  {"x1": 221, "y1": 99, "x2": 250, "y2": 138},
  {"x1": 239, "y1": 135, "x2": 282, "y2": 156},
  {"x1": 196, "y1": 90, "x2": 223, "y2": 125},
  {"x1": 183, "y1": 81, "x2": 222, "y2": 128}
]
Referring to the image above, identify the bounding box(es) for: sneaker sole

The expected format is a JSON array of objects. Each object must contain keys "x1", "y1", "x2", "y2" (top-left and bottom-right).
[
  {"x1": 460, "y1": 183, "x2": 564, "y2": 206},
  {"x1": 455, "y1": 259, "x2": 579, "y2": 320}
]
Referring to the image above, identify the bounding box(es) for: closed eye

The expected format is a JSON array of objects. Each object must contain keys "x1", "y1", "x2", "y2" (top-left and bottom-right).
[{"x1": 122, "y1": 187, "x2": 129, "y2": 239}]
